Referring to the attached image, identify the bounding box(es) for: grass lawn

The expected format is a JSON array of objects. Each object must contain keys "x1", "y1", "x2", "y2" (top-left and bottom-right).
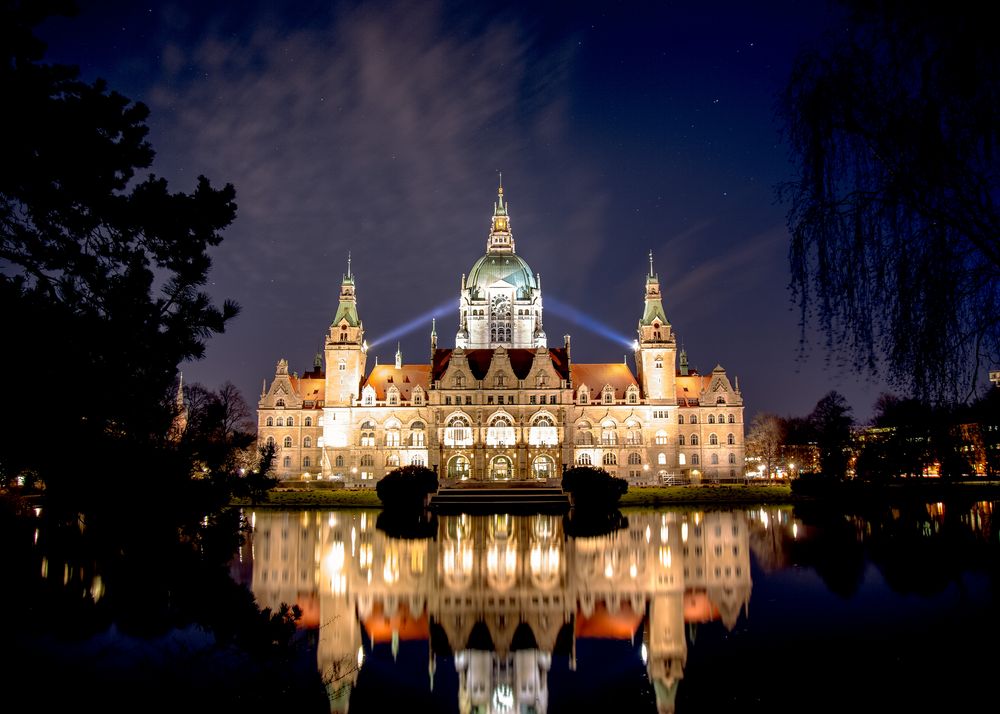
[
  {"x1": 231, "y1": 488, "x2": 382, "y2": 508},
  {"x1": 620, "y1": 484, "x2": 798, "y2": 507}
]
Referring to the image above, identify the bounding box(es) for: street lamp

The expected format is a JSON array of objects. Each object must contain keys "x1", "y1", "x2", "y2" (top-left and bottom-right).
[{"x1": 789, "y1": 463, "x2": 796, "y2": 479}]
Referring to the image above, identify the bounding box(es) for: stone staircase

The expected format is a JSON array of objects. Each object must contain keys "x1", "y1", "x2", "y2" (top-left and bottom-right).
[{"x1": 428, "y1": 481, "x2": 570, "y2": 512}]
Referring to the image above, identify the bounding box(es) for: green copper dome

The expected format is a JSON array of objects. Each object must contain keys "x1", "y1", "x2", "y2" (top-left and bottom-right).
[{"x1": 467, "y1": 253, "x2": 537, "y2": 298}]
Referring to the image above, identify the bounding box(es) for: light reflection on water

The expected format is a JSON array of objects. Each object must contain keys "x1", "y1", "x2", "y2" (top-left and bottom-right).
[{"x1": 240, "y1": 502, "x2": 999, "y2": 713}]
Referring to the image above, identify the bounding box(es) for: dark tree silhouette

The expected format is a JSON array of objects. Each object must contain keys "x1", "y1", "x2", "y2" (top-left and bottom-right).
[
  {"x1": 809, "y1": 391, "x2": 854, "y2": 479},
  {"x1": 0, "y1": 4, "x2": 238, "y2": 498},
  {"x1": 779, "y1": 1, "x2": 1000, "y2": 402}
]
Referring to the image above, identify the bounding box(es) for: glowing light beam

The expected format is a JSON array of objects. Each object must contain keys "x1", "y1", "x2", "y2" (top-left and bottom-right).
[
  {"x1": 367, "y1": 299, "x2": 456, "y2": 350},
  {"x1": 545, "y1": 295, "x2": 634, "y2": 349}
]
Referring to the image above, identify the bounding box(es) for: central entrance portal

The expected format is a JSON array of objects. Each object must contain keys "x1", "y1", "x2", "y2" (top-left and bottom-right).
[{"x1": 489, "y1": 455, "x2": 513, "y2": 480}]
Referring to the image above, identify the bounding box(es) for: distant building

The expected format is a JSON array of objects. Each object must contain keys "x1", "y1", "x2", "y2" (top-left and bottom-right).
[{"x1": 258, "y1": 184, "x2": 745, "y2": 485}]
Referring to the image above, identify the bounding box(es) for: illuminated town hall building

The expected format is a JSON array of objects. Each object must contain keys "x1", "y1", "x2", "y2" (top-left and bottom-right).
[{"x1": 258, "y1": 185, "x2": 745, "y2": 484}]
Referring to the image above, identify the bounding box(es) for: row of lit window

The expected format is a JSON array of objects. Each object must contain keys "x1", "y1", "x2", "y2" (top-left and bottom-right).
[
  {"x1": 575, "y1": 452, "x2": 738, "y2": 467},
  {"x1": 264, "y1": 415, "x2": 314, "y2": 427}
]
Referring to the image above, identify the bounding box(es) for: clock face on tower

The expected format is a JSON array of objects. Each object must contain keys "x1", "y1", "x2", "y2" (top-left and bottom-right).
[{"x1": 491, "y1": 294, "x2": 511, "y2": 318}]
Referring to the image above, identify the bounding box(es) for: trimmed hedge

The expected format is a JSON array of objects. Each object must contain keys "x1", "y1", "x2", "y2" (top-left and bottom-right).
[
  {"x1": 561, "y1": 467, "x2": 628, "y2": 509},
  {"x1": 375, "y1": 465, "x2": 439, "y2": 510}
]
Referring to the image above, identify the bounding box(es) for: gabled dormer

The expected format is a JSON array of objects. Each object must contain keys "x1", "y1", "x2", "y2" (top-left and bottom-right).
[
  {"x1": 483, "y1": 346, "x2": 517, "y2": 389},
  {"x1": 702, "y1": 365, "x2": 742, "y2": 406},
  {"x1": 529, "y1": 347, "x2": 559, "y2": 388},
  {"x1": 260, "y1": 358, "x2": 301, "y2": 409}
]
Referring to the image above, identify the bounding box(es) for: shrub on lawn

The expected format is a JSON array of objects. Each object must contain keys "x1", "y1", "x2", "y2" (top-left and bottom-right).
[
  {"x1": 376, "y1": 465, "x2": 439, "y2": 510},
  {"x1": 561, "y1": 466, "x2": 628, "y2": 510}
]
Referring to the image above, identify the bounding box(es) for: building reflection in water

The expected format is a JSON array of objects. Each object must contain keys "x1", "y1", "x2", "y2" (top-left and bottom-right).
[{"x1": 248, "y1": 510, "x2": 753, "y2": 713}]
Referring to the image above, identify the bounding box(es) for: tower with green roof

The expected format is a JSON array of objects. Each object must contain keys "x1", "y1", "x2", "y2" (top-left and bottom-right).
[{"x1": 635, "y1": 251, "x2": 677, "y2": 403}]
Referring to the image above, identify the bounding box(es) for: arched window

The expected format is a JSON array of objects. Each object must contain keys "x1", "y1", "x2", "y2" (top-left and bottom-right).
[
  {"x1": 266, "y1": 436, "x2": 275, "y2": 447},
  {"x1": 445, "y1": 415, "x2": 473, "y2": 446},
  {"x1": 577, "y1": 453, "x2": 592, "y2": 466},
  {"x1": 276, "y1": 417, "x2": 284, "y2": 427},
  {"x1": 303, "y1": 436, "x2": 312, "y2": 448},
  {"x1": 304, "y1": 416, "x2": 312, "y2": 427},
  {"x1": 627, "y1": 389, "x2": 638, "y2": 404},
  {"x1": 448, "y1": 455, "x2": 470, "y2": 479},
  {"x1": 658, "y1": 453, "x2": 667, "y2": 465},
  {"x1": 727, "y1": 433, "x2": 735, "y2": 445},
  {"x1": 711, "y1": 454, "x2": 719, "y2": 465},
  {"x1": 692, "y1": 454, "x2": 700, "y2": 465},
  {"x1": 690, "y1": 415, "x2": 698, "y2": 424},
  {"x1": 283, "y1": 456, "x2": 291, "y2": 467},
  {"x1": 729, "y1": 453, "x2": 737, "y2": 464},
  {"x1": 577, "y1": 431, "x2": 594, "y2": 445},
  {"x1": 691, "y1": 434, "x2": 699, "y2": 446},
  {"x1": 490, "y1": 456, "x2": 512, "y2": 480},
  {"x1": 303, "y1": 456, "x2": 311, "y2": 468},
  {"x1": 411, "y1": 455, "x2": 425, "y2": 466},
  {"x1": 387, "y1": 388, "x2": 399, "y2": 406},
  {"x1": 603, "y1": 453, "x2": 617, "y2": 466},
  {"x1": 709, "y1": 434, "x2": 719, "y2": 446},
  {"x1": 728, "y1": 414, "x2": 735, "y2": 423},
  {"x1": 529, "y1": 415, "x2": 557, "y2": 446},
  {"x1": 409, "y1": 421, "x2": 426, "y2": 447},
  {"x1": 335, "y1": 455, "x2": 344, "y2": 468},
  {"x1": 708, "y1": 415, "x2": 716, "y2": 424},
  {"x1": 385, "y1": 425, "x2": 400, "y2": 447},
  {"x1": 286, "y1": 416, "x2": 294, "y2": 427},
  {"x1": 718, "y1": 414, "x2": 725, "y2": 424},
  {"x1": 678, "y1": 414, "x2": 685, "y2": 424},
  {"x1": 654, "y1": 358, "x2": 663, "y2": 369},
  {"x1": 601, "y1": 421, "x2": 618, "y2": 445},
  {"x1": 628, "y1": 452, "x2": 641, "y2": 465},
  {"x1": 361, "y1": 454, "x2": 374, "y2": 467},
  {"x1": 655, "y1": 430, "x2": 668, "y2": 445},
  {"x1": 602, "y1": 387, "x2": 614, "y2": 405},
  {"x1": 487, "y1": 414, "x2": 515, "y2": 446},
  {"x1": 276, "y1": 399, "x2": 285, "y2": 407},
  {"x1": 362, "y1": 388, "x2": 374, "y2": 406},
  {"x1": 283, "y1": 436, "x2": 293, "y2": 448},
  {"x1": 360, "y1": 420, "x2": 376, "y2": 447},
  {"x1": 678, "y1": 435, "x2": 686, "y2": 446},
  {"x1": 578, "y1": 387, "x2": 589, "y2": 404},
  {"x1": 386, "y1": 454, "x2": 399, "y2": 467},
  {"x1": 678, "y1": 453, "x2": 686, "y2": 465},
  {"x1": 717, "y1": 396, "x2": 726, "y2": 405},
  {"x1": 413, "y1": 390, "x2": 424, "y2": 405},
  {"x1": 532, "y1": 455, "x2": 554, "y2": 479},
  {"x1": 266, "y1": 417, "x2": 273, "y2": 426}
]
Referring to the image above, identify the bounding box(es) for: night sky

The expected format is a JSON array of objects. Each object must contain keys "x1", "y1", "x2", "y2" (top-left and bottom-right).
[{"x1": 36, "y1": 0, "x2": 890, "y2": 422}]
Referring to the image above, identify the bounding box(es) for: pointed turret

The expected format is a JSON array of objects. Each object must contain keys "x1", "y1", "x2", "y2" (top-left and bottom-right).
[
  {"x1": 395, "y1": 342, "x2": 402, "y2": 369},
  {"x1": 325, "y1": 259, "x2": 367, "y2": 406},
  {"x1": 634, "y1": 251, "x2": 677, "y2": 403},
  {"x1": 430, "y1": 318, "x2": 438, "y2": 356},
  {"x1": 487, "y1": 179, "x2": 515, "y2": 254},
  {"x1": 640, "y1": 250, "x2": 670, "y2": 332},
  {"x1": 679, "y1": 348, "x2": 689, "y2": 376}
]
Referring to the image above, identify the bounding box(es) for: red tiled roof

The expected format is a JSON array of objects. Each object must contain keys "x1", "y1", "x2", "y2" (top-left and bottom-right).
[
  {"x1": 431, "y1": 348, "x2": 570, "y2": 382},
  {"x1": 570, "y1": 363, "x2": 638, "y2": 399},
  {"x1": 289, "y1": 376, "x2": 325, "y2": 405},
  {"x1": 675, "y1": 374, "x2": 711, "y2": 406},
  {"x1": 363, "y1": 364, "x2": 431, "y2": 400}
]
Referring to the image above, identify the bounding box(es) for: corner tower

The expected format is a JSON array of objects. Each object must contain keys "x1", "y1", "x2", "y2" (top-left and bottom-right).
[
  {"x1": 324, "y1": 258, "x2": 368, "y2": 406},
  {"x1": 457, "y1": 181, "x2": 545, "y2": 349},
  {"x1": 634, "y1": 251, "x2": 677, "y2": 403}
]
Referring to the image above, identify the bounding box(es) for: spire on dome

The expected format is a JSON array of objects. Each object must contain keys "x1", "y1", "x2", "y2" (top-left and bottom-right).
[
  {"x1": 395, "y1": 342, "x2": 402, "y2": 369},
  {"x1": 488, "y1": 179, "x2": 515, "y2": 253},
  {"x1": 648, "y1": 249, "x2": 655, "y2": 278}
]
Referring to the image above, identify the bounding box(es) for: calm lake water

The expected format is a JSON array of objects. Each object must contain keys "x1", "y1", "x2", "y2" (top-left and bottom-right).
[{"x1": 4, "y1": 501, "x2": 998, "y2": 712}]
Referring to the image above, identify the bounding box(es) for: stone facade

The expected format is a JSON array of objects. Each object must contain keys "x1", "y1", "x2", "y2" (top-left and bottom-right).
[{"x1": 258, "y1": 185, "x2": 745, "y2": 485}]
